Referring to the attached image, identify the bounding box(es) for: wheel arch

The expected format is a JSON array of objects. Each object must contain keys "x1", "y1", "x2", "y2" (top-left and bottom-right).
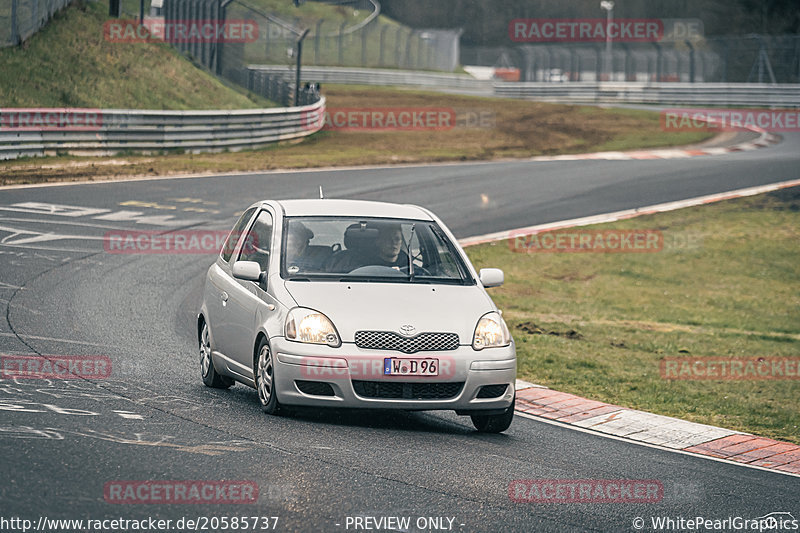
[{"x1": 253, "y1": 331, "x2": 269, "y2": 371}]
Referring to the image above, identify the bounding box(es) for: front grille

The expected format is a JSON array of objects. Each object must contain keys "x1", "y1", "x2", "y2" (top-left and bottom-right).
[
  {"x1": 476, "y1": 384, "x2": 508, "y2": 399},
  {"x1": 354, "y1": 331, "x2": 459, "y2": 354},
  {"x1": 352, "y1": 380, "x2": 464, "y2": 400},
  {"x1": 295, "y1": 380, "x2": 335, "y2": 397}
]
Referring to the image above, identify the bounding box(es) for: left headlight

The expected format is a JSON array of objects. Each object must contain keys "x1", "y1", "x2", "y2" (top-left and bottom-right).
[
  {"x1": 285, "y1": 307, "x2": 341, "y2": 348},
  {"x1": 472, "y1": 311, "x2": 511, "y2": 350}
]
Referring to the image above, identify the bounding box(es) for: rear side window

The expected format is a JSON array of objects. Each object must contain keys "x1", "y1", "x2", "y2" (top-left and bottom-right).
[{"x1": 221, "y1": 207, "x2": 257, "y2": 262}]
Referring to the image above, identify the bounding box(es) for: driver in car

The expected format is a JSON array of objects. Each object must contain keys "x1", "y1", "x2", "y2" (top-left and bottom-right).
[
  {"x1": 373, "y1": 223, "x2": 408, "y2": 268},
  {"x1": 325, "y1": 222, "x2": 410, "y2": 273}
]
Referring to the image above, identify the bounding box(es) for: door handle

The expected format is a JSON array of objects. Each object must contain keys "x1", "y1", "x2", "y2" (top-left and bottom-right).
[{"x1": 221, "y1": 291, "x2": 229, "y2": 306}]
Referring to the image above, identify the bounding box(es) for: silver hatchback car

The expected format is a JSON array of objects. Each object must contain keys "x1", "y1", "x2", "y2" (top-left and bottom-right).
[{"x1": 198, "y1": 199, "x2": 516, "y2": 432}]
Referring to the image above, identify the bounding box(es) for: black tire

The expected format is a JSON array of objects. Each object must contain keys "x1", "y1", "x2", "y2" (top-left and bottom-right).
[
  {"x1": 471, "y1": 395, "x2": 515, "y2": 433},
  {"x1": 255, "y1": 337, "x2": 282, "y2": 415},
  {"x1": 199, "y1": 320, "x2": 233, "y2": 389}
]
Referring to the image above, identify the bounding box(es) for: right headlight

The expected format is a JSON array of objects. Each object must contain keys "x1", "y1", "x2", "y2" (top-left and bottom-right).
[
  {"x1": 285, "y1": 307, "x2": 341, "y2": 348},
  {"x1": 472, "y1": 311, "x2": 511, "y2": 350}
]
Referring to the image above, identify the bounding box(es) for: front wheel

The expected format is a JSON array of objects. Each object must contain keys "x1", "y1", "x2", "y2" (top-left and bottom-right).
[
  {"x1": 471, "y1": 395, "x2": 515, "y2": 433},
  {"x1": 255, "y1": 338, "x2": 282, "y2": 415},
  {"x1": 199, "y1": 321, "x2": 233, "y2": 389}
]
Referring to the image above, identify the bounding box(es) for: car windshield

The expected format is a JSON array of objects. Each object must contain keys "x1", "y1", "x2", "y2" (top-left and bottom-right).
[{"x1": 281, "y1": 217, "x2": 473, "y2": 284}]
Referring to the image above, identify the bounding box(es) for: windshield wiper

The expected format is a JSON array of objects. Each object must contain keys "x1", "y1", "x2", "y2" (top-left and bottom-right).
[{"x1": 407, "y1": 223, "x2": 416, "y2": 281}]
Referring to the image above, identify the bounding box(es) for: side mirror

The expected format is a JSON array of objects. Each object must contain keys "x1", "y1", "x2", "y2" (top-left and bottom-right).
[
  {"x1": 232, "y1": 261, "x2": 262, "y2": 282},
  {"x1": 479, "y1": 268, "x2": 504, "y2": 288}
]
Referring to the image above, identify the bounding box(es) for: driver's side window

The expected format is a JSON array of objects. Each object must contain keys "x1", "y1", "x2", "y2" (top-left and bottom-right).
[{"x1": 237, "y1": 210, "x2": 273, "y2": 272}]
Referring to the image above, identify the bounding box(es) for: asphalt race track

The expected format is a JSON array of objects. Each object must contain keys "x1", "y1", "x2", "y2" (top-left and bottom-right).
[{"x1": 1, "y1": 133, "x2": 798, "y2": 532}]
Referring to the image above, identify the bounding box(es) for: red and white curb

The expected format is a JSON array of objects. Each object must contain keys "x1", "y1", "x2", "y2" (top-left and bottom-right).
[
  {"x1": 526, "y1": 124, "x2": 779, "y2": 162},
  {"x1": 469, "y1": 179, "x2": 800, "y2": 477},
  {"x1": 460, "y1": 178, "x2": 800, "y2": 247},
  {"x1": 513, "y1": 380, "x2": 800, "y2": 477}
]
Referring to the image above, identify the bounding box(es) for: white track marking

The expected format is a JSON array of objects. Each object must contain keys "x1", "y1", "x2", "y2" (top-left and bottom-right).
[
  {"x1": 93, "y1": 210, "x2": 200, "y2": 226},
  {"x1": 460, "y1": 178, "x2": 800, "y2": 246},
  {"x1": 0, "y1": 331, "x2": 118, "y2": 348},
  {"x1": 0, "y1": 216, "x2": 153, "y2": 230},
  {"x1": 516, "y1": 412, "x2": 800, "y2": 479},
  {"x1": 0, "y1": 203, "x2": 110, "y2": 217},
  {"x1": 0, "y1": 224, "x2": 105, "y2": 246},
  {"x1": 113, "y1": 410, "x2": 145, "y2": 420}
]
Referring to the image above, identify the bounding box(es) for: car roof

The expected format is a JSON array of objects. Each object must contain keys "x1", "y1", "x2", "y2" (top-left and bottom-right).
[{"x1": 272, "y1": 199, "x2": 434, "y2": 220}]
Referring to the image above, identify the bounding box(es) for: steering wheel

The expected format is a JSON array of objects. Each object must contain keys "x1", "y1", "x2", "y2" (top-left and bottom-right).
[{"x1": 397, "y1": 265, "x2": 431, "y2": 276}]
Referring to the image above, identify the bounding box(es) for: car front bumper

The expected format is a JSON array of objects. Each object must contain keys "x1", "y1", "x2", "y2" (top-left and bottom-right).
[{"x1": 271, "y1": 337, "x2": 516, "y2": 412}]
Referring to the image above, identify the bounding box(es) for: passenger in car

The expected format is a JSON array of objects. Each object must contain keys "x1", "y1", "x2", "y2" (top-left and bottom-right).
[{"x1": 285, "y1": 222, "x2": 331, "y2": 273}]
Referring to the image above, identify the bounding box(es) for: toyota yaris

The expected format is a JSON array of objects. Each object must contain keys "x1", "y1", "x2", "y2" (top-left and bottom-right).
[{"x1": 198, "y1": 199, "x2": 516, "y2": 432}]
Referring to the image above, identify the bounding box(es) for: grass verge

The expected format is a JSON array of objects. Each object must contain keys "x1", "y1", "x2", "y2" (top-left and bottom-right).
[
  {"x1": 466, "y1": 187, "x2": 800, "y2": 444},
  {"x1": 0, "y1": 0, "x2": 269, "y2": 109},
  {"x1": 0, "y1": 85, "x2": 712, "y2": 185}
]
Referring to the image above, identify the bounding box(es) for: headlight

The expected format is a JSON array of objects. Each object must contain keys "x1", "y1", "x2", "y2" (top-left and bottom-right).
[
  {"x1": 285, "y1": 307, "x2": 341, "y2": 347},
  {"x1": 472, "y1": 311, "x2": 511, "y2": 350}
]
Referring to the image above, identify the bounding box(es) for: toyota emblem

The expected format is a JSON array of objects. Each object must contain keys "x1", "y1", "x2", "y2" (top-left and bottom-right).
[{"x1": 399, "y1": 324, "x2": 416, "y2": 336}]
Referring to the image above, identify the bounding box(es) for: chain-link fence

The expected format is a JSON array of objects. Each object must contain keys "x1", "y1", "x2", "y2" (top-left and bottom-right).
[
  {"x1": 1, "y1": 0, "x2": 81, "y2": 47},
  {"x1": 149, "y1": 0, "x2": 321, "y2": 106},
  {"x1": 706, "y1": 35, "x2": 800, "y2": 84},
  {"x1": 463, "y1": 35, "x2": 800, "y2": 84},
  {"x1": 150, "y1": 0, "x2": 458, "y2": 105},
  {"x1": 222, "y1": 0, "x2": 459, "y2": 72}
]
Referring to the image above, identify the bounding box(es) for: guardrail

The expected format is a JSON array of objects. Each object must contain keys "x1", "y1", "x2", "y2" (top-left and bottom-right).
[
  {"x1": 0, "y1": 98, "x2": 325, "y2": 160},
  {"x1": 249, "y1": 65, "x2": 494, "y2": 94},
  {"x1": 251, "y1": 65, "x2": 800, "y2": 106},
  {"x1": 494, "y1": 82, "x2": 800, "y2": 107}
]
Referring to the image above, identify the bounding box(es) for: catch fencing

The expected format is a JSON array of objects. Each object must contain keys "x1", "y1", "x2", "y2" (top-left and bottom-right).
[
  {"x1": 250, "y1": 65, "x2": 800, "y2": 107},
  {"x1": 1, "y1": 0, "x2": 77, "y2": 46},
  {"x1": 462, "y1": 35, "x2": 800, "y2": 84}
]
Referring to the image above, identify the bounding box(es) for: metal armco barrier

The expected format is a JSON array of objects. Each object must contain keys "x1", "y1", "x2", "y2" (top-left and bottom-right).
[
  {"x1": 251, "y1": 65, "x2": 800, "y2": 107},
  {"x1": 493, "y1": 82, "x2": 800, "y2": 107},
  {"x1": 0, "y1": 98, "x2": 325, "y2": 160}
]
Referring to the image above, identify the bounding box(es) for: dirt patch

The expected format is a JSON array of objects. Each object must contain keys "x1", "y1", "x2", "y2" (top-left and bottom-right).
[{"x1": 515, "y1": 321, "x2": 583, "y2": 340}]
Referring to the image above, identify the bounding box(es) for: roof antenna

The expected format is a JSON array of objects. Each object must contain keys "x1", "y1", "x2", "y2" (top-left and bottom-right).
[{"x1": 318, "y1": 185, "x2": 325, "y2": 199}]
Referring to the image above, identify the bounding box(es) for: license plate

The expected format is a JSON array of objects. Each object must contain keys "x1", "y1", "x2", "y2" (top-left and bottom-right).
[{"x1": 384, "y1": 358, "x2": 439, "y2": 376}]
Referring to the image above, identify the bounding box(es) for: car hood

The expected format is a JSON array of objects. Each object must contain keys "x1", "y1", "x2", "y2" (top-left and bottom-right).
[{"x1": 283, "y1": 281, "x2": 495, "y2": 344}]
